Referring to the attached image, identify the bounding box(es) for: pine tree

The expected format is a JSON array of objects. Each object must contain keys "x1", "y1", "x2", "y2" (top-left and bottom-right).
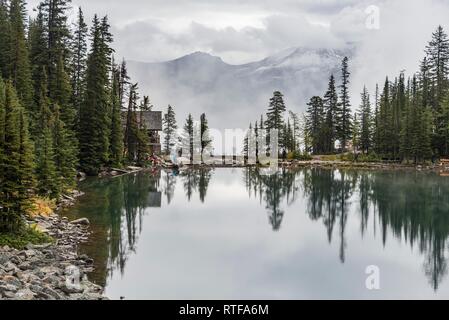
[
  {"x1": 243, "y1": 123, "x2": 251, "y2": 161},
  {"x1": 183, "y1": 114, "x2": 194, "y2": 163},
  {"x1": 70, "y1": 7, "x2": 88, "y2": 124},
  {"x1": 0, "y1": 0, "x2": 11, "y2": 78},
  {"x1": 305, "y1": 96, "x2": 325, "y2": 154},
  {"x1": 52, "y1": 53, "x2": 79, "y2": 182},
  {"x1": 336, "y1": 57, "x2": 352, "y2": 152},
  {"x1": 352, "y1": 113, "x2": 360, "y2": 154},
  {"x1": 53, "y1": 53, "x2": 74, "y2": 127},
  {"x1": 265, "y1": 91, "x2": 286, "y2": 155},
  {"x1": 109, "y1": 65, "x2": 124, "y2": 167},
  {"x1": 137, "y1": 96, "x2": 151, "y2": 165},
  {"x1": 119, "y1": 59, "x2": 130, "y2": 105},
  {"x1": 200, "y1": 113, "x2": 212, "y2": 163},
  {"x1": 17, "y1": 102, "x2": 35, "y2": 214},
  {"x1": 35, "y1": 69, "x2": 59, "y2": 196},
  {"x1": 163, "y1": 104, "x2": 177, "y2": 155},
  {"x1": 323, "y1": 74, "x2": 339, "y2": 153},
  {"x1": 358, "y1": 86, "x2": 372, "y2": 154},
  {"x1": 373, "y1": 83, "x2": 380, "y2": 152},
  {"x1": 0, "y1": 78, "x2": 5, "y2": 159},
  {"x1": 265, "y1": 91, "x2": 286, "y2": 132},
  {"x1": 259, "y1": 114, "x2": 265, "y2": 158},
  {"x1": 40, "y1": 0, "x2": 72, "y2": 95},
  {"x1": 0, "y1": 81, "x2": 35, "y2": 231},
  {"x1": 79, "y1": 15, "x2": 113, "y2": 174},
  {"x1": 425, "y1": 26, "x2": 449, "y2": 110},
  {"x1": 400, "y1": 78, "x2": 413, "y2": 161},
  {"x1": 29, "y1": 7, "x2": 48, "y2": 112},
  {"x1": 124, "y1": 83, "x2": 139, "y2": 162},
  {"x1": 377, "y1": 78, "x2": 393, "y2": 157},
  {"x1": 288, "y1": 111, "x2": 300, "y2": 152},
  {"x1": 53, "y1": 104, "x2": 78, "y2": 190},
  {"x1": 425, "y1": 26, "x2": 449, "y2": 155},
  {"x1": 9, "y1": 0, "x2": 33, "y2": 110}
]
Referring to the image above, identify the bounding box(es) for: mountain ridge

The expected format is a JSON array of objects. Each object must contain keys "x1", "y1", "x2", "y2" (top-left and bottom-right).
[{"x1": 126, "y1": 47, "x2": 352, "y2": 131}]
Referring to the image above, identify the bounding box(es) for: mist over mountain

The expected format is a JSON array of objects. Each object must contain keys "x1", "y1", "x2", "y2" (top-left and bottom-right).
[{"x1": 127, "y1": 47, "x2": 352, "y2": 131}]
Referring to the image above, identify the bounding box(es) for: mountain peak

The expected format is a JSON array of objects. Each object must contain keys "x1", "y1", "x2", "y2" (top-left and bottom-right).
[{"x1": 175, "y1": 51, "x2": 226, "y2": 64}]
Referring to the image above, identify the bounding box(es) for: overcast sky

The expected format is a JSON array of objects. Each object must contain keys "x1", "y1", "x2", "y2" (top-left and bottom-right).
[
  {"x1": 24, "y1": 0, "x2": 447, "y2": 65},
  {"x1": 26, "y1": 0, "x2": 449, "y2": 105}
]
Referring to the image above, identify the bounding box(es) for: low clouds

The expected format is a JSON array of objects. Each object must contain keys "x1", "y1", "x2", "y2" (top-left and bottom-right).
[
  {"x1": 27, "y1": 0, "x2": 371, "y2": 64},
  {"x1": 110, "y1": 14, "x2": 349, "y2": 64},
  {"x1": 26, "y1": 0, "x2": 449, "y2": 112}
]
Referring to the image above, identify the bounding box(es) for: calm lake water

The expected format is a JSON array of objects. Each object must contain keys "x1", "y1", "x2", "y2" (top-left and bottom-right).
[{"x1": 62, "y1": 168, "x2": 449, "y2": 299}]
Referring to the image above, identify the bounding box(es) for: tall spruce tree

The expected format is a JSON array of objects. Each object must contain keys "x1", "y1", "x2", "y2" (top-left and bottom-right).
[
  {"x1": 35, "y1": 69, "x2": 59, "y2": 197},
  {"x1": 0, "y1": 0, "x2": 11, "y2": 79},
  {"x1": 200, "y1": 113, "x2": 212, "y2": 163},
  {"x1": 40, "y1": 0, "x2": 72, "y2": 95},
  {"x1": 288, "y1": 111, "x2": 300, "y2": 152},
  {"x1": 136, "y1": 96, "x2": 151, "y2": 164},
  {"x1": 79, "y1": 15, "x2": 113, "y2": 174},
  {"x1": 28, "y1": 7, "x2": 48, "y2": 112},
  {"x1": 265, "y1": 91, "x2": 286, "y2": 155},
  {"x1": 337, "y1": 57, "x2": 352, "y2": 152},
  {"x1": 305, "y1": 96, "x2": 325, "y2": 154},
  {"x1": 70, "y1": 7, "x2": 88, "y2": 124},
  {"x1": 425, "y1": 26, "x2": 449, "y2": 155},
  {"x1": 183, "y1": 114, "x2": 194, "y2": 163},
  {"x1": 53, "y1": 104, "x2": 77, "y2": 190},
  {"x1": 109, "y1": 64, "x2": 124, "y2": 167},
  {"x1": 9, "y1": 0, "x2": 33, "y2": 109},
  {"x1": 425, "y1": 26, "x2": 449, "y2": 110},
  {"x1": 163, "y1": 104, "x2": 177, "y2": 155},
  {"x1": 358, "y1": 86, "x2": 372, "y2": 154},
  {"x1": 265, "y1": 91, "x2": 286, "y2": 133},
  {"x1": 124, "y1": 83, "x2": 139, "y2": 162},
  {"x1": 323, "y1": 74, "x2": 338, "y2": 153},
  {"x1": 0, "y1": 81, "x2": 35, "y2": 231}
]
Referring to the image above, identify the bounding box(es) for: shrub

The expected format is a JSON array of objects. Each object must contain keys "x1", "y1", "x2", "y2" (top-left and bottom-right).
[
  {"x1": 0, "y1": 226, "x2": 53, "y2": 249},
  {"x1": 26, "y1": 197, "x2": 56, "y2": 218},
  {"x1": 293, "y1": 151, "x2": 312, "y2": 161}
]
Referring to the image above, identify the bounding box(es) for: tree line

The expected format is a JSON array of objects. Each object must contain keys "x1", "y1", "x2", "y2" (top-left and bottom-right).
[
  {"x1": 305, "y1": 26, "x2": 449, "y2": 162},
  {"x1": 0, "y1": 0, "x2": 159, "y2": 231},
  {"x1": 244, "y1": 26, "x2": 449, "y2": 164}
]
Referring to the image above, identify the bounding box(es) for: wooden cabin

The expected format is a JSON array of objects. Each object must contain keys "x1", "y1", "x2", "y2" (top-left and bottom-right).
[{"x1": 121, "y1": 111, "x2": 163, "y2": 155}]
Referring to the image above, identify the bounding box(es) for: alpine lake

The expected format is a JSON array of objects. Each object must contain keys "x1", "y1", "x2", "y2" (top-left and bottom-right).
[{"x1": 61, "y1": 167, "x2": 449, "y2": 299}]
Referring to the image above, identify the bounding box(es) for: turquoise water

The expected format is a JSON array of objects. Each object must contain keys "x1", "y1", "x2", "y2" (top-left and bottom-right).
[{"x1": 63, "y1": 168, "x2": 449, "y2": 299}]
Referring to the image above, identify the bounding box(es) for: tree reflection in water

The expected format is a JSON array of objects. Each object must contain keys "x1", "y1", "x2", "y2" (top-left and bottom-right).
[
  {"x1": 244, "y1": 167, "x2": 449, "y2": 290},
  {"x1": 70, "y1": 168, "x2": 449, "y2": 291}
]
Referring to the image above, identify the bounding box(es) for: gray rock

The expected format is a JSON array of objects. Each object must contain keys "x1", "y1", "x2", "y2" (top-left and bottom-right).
[
  {"x1": 0, "y1": 211, "x2": 106, "y2": 300},
  {"x1": 18, "y1": 262, "x2": 31, "y2": 271},
  {"x1": 70, "y1": 218, "x2": 90, "y2": 226},
  {"x1": 42, "y1": 275, "x2": 62, "y2": 286},
  {"x1": 61, "y1": 283, "x2": 84, "y2": 294},
  {"x1": 2, "y1": 261, "x2": 18, "y2": 273},
  {"x1": 41, "y1": 286, "x2": 63, "y2": 300},
  {"x1": 10, "y1": 255, "x2": 22, "y2": 265},
  {"x1": 0, "y1": 253, "x2": 10, "y2": 265},
  {"x1": 24, "y1": 250, "x2": 37, "y2": 258},
  {"x1": 15, "y1": 289, "x2": 35, "y2": 300},
  {"x1": 3, "y1": 291, "x2": 16, "y2": 299},
  {"x1": 2, "y1": 276, "x2": 23, "y2": 288},
  {"x1": 0, "y1": 284, "x2": 18, "y2": 293}
]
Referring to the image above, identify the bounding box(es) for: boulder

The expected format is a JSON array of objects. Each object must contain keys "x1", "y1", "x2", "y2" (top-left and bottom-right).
[
  {"x1": 70, "y1": 218, "x2": 90, "y2": 226},
  {"x1": 15, "y1": 289, "x2": 35, "y2": 300}
]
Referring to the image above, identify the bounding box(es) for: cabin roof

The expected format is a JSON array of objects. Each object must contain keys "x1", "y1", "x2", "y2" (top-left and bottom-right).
[{"x1": 121, "y1": 110, "x2": 162, "y2": 131}]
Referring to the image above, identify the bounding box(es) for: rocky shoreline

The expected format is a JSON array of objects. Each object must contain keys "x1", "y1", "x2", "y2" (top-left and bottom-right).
[{"x1": 0, "y1": 213, "x2": 107, "y2": 300}]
